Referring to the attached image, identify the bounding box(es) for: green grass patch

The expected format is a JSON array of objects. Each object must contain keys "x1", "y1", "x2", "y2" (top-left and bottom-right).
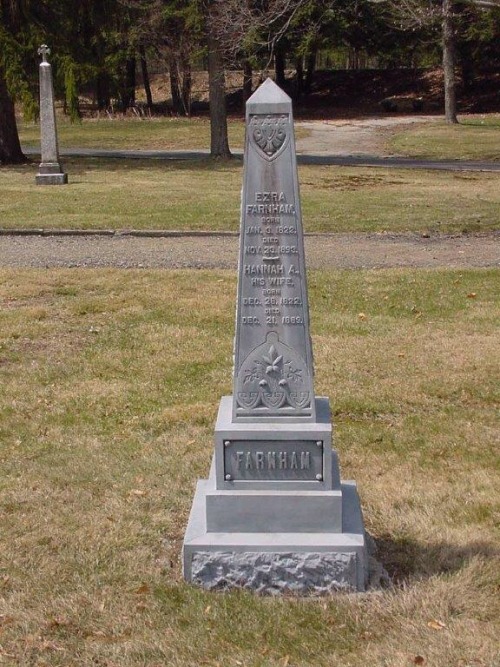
[
  {"x1": 18, "y1": 116, "x2": 310, "y2": 152},
  {"x1": 1, "y1": 159, "x2": 499, "y2": 233},
  {"x1": 390, "y1": 115, "x2": 500, "y2": 161},
  {"x1": 0, "y1": 267, "x2": 498, "y2": 666},
  {"x1": 19, "y1": 116, "x2": 246, "y2": 151}
]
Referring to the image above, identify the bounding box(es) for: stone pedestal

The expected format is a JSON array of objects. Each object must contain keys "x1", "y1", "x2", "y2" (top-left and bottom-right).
[
  {"x1": 36, "y1": 163, "x2": 68, "y2": 186},
  {"x1": 183, "y1": 397, "x2": 368, "y2": 592}
]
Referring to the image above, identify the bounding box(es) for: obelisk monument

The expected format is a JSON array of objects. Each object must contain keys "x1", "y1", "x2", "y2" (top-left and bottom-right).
[
  {"x1": 36, "y1": 45, "x2": 68, "y2": 185},
  {"x1": 182, "y1": 79, "x2": 368, "y2": 593}
]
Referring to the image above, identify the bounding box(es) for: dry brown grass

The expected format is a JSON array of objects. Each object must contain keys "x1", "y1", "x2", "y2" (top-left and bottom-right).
[
  {"x1": 0, "y1": 268, "x2": 498, "y2": 666},
  {"x1": 1, "y1": 160, "x2": 499, "y2": 234}
]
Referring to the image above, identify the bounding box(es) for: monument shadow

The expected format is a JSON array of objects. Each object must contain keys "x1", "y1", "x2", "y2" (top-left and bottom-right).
[{"x1": 374, "y1": 533, "x2": 498, "y2": 583}]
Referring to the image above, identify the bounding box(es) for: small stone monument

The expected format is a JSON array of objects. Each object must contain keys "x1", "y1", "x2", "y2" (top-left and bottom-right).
[
  {"x1": 36, "y1": 45, "x2": 67, "y2": 185},
  {"x1": 182, "y1": 79, "x2": 368, "y2": 593}
]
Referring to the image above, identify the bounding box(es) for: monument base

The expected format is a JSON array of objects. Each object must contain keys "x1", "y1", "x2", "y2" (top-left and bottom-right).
[
  {"x1": 182, "y1": 396, "x2": 368, "y2": 593},
  {"x1": 183, "y1": 472, "x2": 367, "y2": 593},
  {"x1": 36, "y1": 161, "x2": 67, "y2": 185},
  {"x1": 36, "y1": 172, "x2": 68, "y2": 185}
]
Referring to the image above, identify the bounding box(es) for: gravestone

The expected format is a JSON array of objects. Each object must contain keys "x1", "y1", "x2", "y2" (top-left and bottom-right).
[
  {"x1": 36, "y1": 45, "x2": 68, "y2": 185},
  {"x1": 182, "y1": 79, "x2": 368, "y2": 593}
]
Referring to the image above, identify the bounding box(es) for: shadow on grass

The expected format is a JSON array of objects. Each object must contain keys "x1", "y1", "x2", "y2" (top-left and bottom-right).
[
  {"x1": 62, "y1": 157, "x2": 239, "y2": 175},
  {"x1": 0, "y1": 160, "x2": 37, "y2": 175},
  {"x1": 1, "y1": 156, "x2": 241, "y2": 178},
  {"x1": 375, "y1": 533, "x2": 499, "y2": 583}
]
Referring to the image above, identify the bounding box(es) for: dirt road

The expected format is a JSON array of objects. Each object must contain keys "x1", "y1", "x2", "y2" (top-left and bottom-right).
[{"x1": 295, "y1": 116, "x2": 440, "y2": 156}]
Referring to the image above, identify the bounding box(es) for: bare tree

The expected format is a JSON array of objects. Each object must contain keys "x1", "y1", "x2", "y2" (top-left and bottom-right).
[
  {"x1": 378, "y1": 0, "x2": 460, "y2": 122},
  {"x1": 442, "y1": 0, "x2": 458, "y2": 122},
  {"x1": 209, "y1": 0, "x2": 309, "y2": 68},
  {"x1": 203, "y1": 0, "x2": 311, "y2": 156}
]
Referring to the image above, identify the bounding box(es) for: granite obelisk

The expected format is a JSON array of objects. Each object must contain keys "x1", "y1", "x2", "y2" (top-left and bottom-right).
[
  {"x1": 36, "y1": 45, "x2": 68, "y2": 185},
  {"x1": 233, "y1": 80, "x2": 314, "y2": 422},
  {"x1": 182, "y1": 79, "x2": 368, "y2": 593}
]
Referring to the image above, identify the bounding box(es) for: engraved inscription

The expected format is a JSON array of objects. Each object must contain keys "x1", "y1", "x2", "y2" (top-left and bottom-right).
[
  {"x1": 233, "y1": 90, "x2": 315, "y2": 419},
  {"x1": 224, "y1": 440, "x2": 323, "y2": 481}
]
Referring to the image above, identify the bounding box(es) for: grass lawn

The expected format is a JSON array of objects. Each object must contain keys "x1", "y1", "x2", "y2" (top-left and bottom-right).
[
  {"x1": 18, "y1": 117, "x2": 309, "y2": 152},
  {"x1": 0, "y1": 267, "x2": 498, "y2": 666},
  {"x1": 18, "y1": 117, "x2": 247, "y2": 152},
  {"x1": 1, "y1": 159, "x2": 499, "y2": 234},
  {"x1": 390, "y1": 115, "x2": 500, "y2": 161},
  {"x1": 18, "y1": 114, "x2": 500, "y2": 162}
]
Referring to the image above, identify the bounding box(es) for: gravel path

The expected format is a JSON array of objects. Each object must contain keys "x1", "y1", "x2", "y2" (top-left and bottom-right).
[
  {"x1": 295, "y1": 116, "x2": 441, "y2": 156},
  {"x1": 8, "y1": 118, "x2": 499, "y2": 271},
  {"x1": 1, "y1": 232, "x2": 498, "y2": 270}
]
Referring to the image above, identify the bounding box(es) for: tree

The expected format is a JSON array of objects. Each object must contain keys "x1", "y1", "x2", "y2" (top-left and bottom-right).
[
  {"x1": 454, "y1": 1, "x2": 500, "y2": 93},
  {"x1": 442, "y1": 0, "x2": 458, "y2": 122},
  {"x1": 379, "y1": 0, "x2": 461, "y2": 122},
  {"x1": 204, "y1": 0, "x2": 312, "y2": 155},
  {"x1": 0, "y1": 0, "x2": 128, "y2": 161},
  {"x1": 0, "y1": 0, "x2": 34, "y2": 164},
  {"x1": 130, "y1": 0, "x2": 232, "y2": 154},
  {"x1": 0, "y1": 63, "x2": 26, "y2": 164},
  {"x1": 206, "y1": 17, "x2": 231, "y2": 156}
]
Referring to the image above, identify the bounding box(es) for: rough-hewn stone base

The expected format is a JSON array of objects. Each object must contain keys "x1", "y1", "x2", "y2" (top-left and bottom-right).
[{"x1": 192, "y1": 551, "x2": 357, "y2": 594}]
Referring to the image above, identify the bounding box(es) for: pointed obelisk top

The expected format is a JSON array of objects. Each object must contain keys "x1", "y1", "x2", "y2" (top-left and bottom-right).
[
  {"x1": 247, "y1": 77, "x2": 291, "y2": 104},
  {"x1": 246, "y1": 77, "x2": 292, "y2": 115}
]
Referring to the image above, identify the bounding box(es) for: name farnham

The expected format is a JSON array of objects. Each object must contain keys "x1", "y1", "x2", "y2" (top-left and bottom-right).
[{"x1": 236, "y1": 450, "x2": 311, "y2": 470}]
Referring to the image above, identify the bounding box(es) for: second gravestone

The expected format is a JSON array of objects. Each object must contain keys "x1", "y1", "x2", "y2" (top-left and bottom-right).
[
  {"x1": 183, "y1": 79, "x2": 368, "y2": 593},
  {"x1": 36, "y1": 45, "x2": 67, "y2": 186}
]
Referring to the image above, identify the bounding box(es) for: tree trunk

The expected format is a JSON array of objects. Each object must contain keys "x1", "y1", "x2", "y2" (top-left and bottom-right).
[
  {"x1": 139, "y1": 46, "x2": 153, "y2": 109},
  {"x1": 304, "y1": 48, "x2": 317, "y2": 96},
  {"x1": 275, "y1": 49, "x2": 286, "y2": 88},
  {"x1": 169, "y1": 56, "x2": 182, "y2": 115},
  {"x1": 207, "y1": 31, "x2": 231, "y2": 158},
  {"x1": 295, "y1": 56, "x2": 304, "y2": 99},
  {"x1": 455, "y1": 3, "x2": 475, "y2": 93},
  {"x1": 0, "y1": 65, "x2": 26, "y2": 164},
  {"x1": 243, "y1": 59, "x2": 253, "y2": 107},
  {"x1": 96, "y1": 72, "x2": 111, "y2": 110},
  {"x1": 121, "y1": 56, "x2": 136, "y2": 111},
  {"x1": 180, "y1": 53, "x2": 192, "y2": 117},
  {"x1": 442, "y1": 0, "x2": 458, "y2": 123}
]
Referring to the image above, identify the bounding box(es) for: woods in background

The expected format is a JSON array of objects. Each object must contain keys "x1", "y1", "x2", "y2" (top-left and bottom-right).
[{"x1": 1, "y1": 0, "x2": 499, "y2": 162}]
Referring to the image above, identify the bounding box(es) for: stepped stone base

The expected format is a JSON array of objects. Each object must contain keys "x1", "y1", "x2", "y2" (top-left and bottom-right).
[
  {"x1": 183, "y1": 473, "x2": 368, "y2": 593},
  {"x1": 36, "y1": 161, "x2": 67, "y2": 185}
]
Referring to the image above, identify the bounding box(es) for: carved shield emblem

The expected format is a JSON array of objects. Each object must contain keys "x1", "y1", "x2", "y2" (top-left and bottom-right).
[
  {"x1": 288, "y1": 391, "x2": 311, "y2": 409},
  {"x1": 261, "y1": 391, "x2": 286, "y2": 409},
  {"x1": 250, "y1": 114, "x2": 289, "y2": 161},
  {"x1": 237, "y1": 391, "x2": 260, "y2": 409}
]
